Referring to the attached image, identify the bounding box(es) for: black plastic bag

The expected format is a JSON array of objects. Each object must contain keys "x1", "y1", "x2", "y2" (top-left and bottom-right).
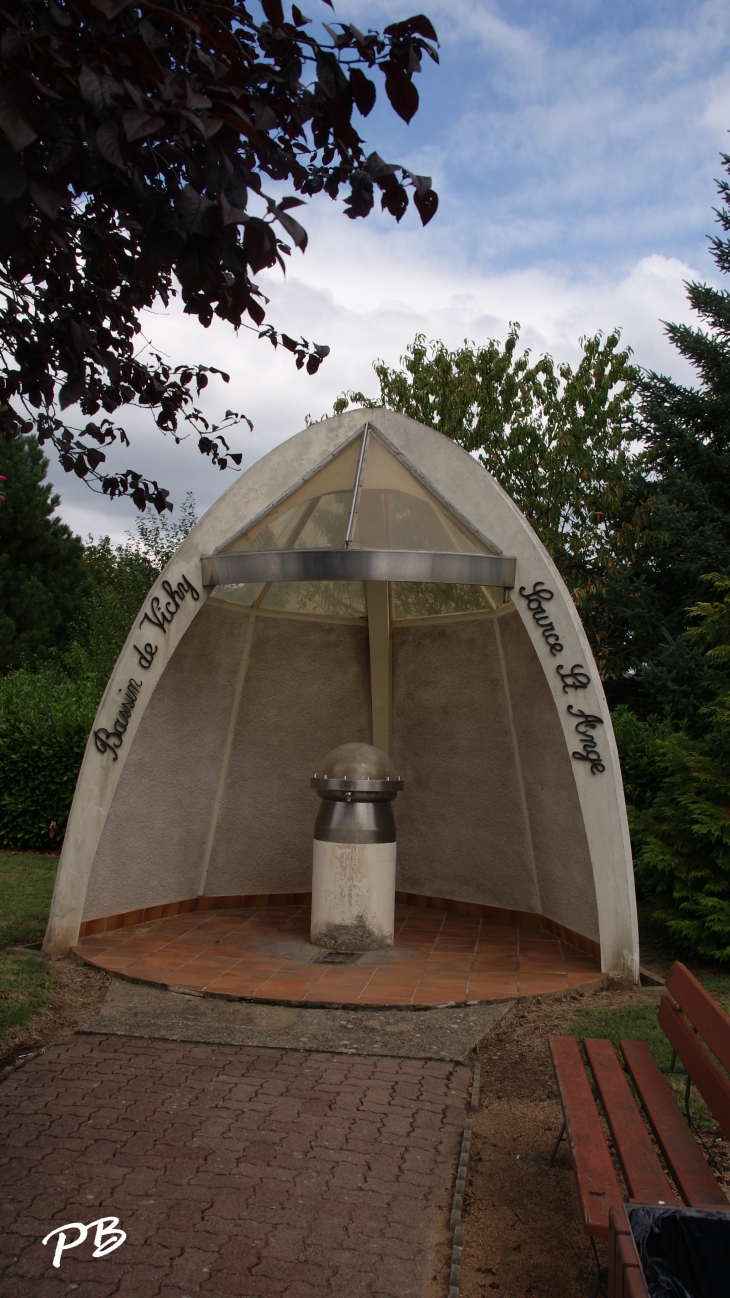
[{"x1": 628, "y1": 1205, "x2": 730, "y2": 1298}]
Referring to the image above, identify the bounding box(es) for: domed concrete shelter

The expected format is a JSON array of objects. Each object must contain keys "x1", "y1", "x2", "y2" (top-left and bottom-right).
[{"x1": 45, "y1": 409, "x2": 639, "y2": 1004}]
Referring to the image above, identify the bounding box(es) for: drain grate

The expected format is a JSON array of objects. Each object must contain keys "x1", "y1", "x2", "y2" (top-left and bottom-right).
[{"x1": 313, "y1": 950, "x2": 361, "y2": 965}]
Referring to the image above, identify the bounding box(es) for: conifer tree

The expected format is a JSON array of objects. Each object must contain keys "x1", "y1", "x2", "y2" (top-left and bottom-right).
[
  {"x1": 0, "y1": 435, "x2": 86, "y2": 671},
  {"x1": 630, "y1": 574, "x2": 730, "y2": 961},
  {"x1": 587, "y1": 156, "x2": 730, "y2": 720}
]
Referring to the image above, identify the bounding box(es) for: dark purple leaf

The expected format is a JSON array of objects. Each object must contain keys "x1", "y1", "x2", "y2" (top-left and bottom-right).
[
  {"x1": 59, "y1": 376, "x2": 86, "y2": 409},
  {"x1": 350, "y1": 68, "x2": 376, "y2": 116},
  {"x1": 85, "y1": 445, "x2": 106, "y2": 470},
  {"x1": 90, "y1": 0, "x2": 135, "y2": 17},
  {"x1": 381, "y1": 182, "x2": 408, "y2": 222},
  {"x1": 381, "y1": 62, "x2": 419, "y2": 124},
  {"x1": 384, "y1": 14, "x2": 438, "y2": 41},
  {"x1": 0, "y1": 89, "x2": 37, "y2": 150},
  {"x1": 29, "y1": 181, "x2": 66, "y2": 221},
  {"x1": 96, "y1": 122, "x2": 125, "y2": 169},
  {"x1": 262, "y1": 0, "x2": 285, "y2": 26},
  {"x1": 413, "y1": 187, "x2": 438, "y2": 226},
  {"x1": 122, "y1": 109, "x2": 165, "y2": 142}
]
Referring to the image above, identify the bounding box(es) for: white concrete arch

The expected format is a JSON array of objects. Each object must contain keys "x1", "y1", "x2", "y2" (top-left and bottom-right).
[{"x1": 44, "y1": 409, "x2": 638, "y2": 980}]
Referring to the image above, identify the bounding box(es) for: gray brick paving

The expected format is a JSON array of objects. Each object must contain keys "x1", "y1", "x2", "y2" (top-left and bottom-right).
[{"x1": 0, "y1": 1036, "x2": 469, "y2": 1297}]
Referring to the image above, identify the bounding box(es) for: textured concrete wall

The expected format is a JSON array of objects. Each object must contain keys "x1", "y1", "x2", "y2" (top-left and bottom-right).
[
  {"x1": 391, "y1": 617, "x2": 539, "y2": 911},
  {"x1": 83, "y1": 604, "x2": 251, "y2": 920},
  {"x1": 205, "y1": 616, "x2": 371, "y2": 896},
  {"x1": 83, "y1": 604, "x2": 598, "y2": 937},
  {"x1": 498, "y1": 611, "x2": 599, "y2": 941}
]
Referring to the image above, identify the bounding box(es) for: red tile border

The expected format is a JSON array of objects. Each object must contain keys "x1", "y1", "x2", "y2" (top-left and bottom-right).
[
  {"x1": 78, "y1": 890, "x2": 600, "y2": 959},
  {"x1": 77, "y1": 893, "x2": 311, "y2": 938}
]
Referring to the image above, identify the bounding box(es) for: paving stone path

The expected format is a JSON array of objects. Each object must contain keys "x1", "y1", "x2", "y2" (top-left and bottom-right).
[{"x1": 0, "y1": 1035, "x2": 469, "y2": 1298}]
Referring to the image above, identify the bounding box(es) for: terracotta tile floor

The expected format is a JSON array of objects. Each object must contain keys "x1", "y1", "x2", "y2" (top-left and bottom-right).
[{"x1": 73, "y1": 905, "x2": 602, "y2": 1006}]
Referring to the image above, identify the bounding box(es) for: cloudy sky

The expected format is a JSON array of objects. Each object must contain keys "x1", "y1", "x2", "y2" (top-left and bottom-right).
[{"x1": 52, "y1": 0, "x2": 730, "y2": 542}]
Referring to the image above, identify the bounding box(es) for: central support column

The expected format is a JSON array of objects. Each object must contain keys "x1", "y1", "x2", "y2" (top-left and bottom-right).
[{"x1": 365, "y1": 580, "x2": 392, "y2": 756}]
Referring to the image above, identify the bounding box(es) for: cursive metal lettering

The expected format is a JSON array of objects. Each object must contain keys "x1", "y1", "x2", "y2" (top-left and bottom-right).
[
  {"x1": 94, "y1": 678, "x2": 142, "y2": 761},
  {"x1": 134, "y1": 642, "x2": 158, "y2": 669},
  {"x1": 557, "y1": 663, "x2": 591, "y2": 692},
  {"x1": 139, "y1": 573, "x2": 199, "y2": 637},
  {"x1": 568, "y1": 705, "x2": 605, "y2": 774},
  {"x1": 518, "y1": 581, "x2": 564, "y2": 655}
]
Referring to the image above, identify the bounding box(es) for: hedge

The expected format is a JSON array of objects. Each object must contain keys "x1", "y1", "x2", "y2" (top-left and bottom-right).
[{"x1": 0, "y1": 669, "x2": 100, "y2": 851}]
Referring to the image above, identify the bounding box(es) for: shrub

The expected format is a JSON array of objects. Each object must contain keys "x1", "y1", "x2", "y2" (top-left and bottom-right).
[
  {"x1": 0, "y1": 670, "x2": 100, "y2": 851},
  {"x1": 630, "y1": 696, "x2": 730, "y2": 962},
  {"x1": 626, "y1": 576, "x2": 730, "y2": 962},
  {"x1": 611, "y1": 705, "x2": 675, "y2": 811}
]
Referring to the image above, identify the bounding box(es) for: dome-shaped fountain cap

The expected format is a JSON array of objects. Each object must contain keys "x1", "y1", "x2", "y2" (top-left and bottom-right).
[
  {"x1": 311, "y1": 742, "x2": 403, "y2": 795},
  {"x1": 319, "y1": 742, "x2": 398, "y2": 781}
]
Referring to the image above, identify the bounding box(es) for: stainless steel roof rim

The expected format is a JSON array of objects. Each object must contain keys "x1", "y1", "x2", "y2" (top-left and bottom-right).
[{"x1": 201, "y1": 549, "x2": 516, "y2": 588}]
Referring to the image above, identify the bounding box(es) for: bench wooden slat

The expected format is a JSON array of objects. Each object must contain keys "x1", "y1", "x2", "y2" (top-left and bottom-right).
[
  {"x1": 659, "y1": 994, "x2": 730, "y2": 1138},
  {"x1": 549, "y1": 1035, "x2": 624, "y2": 1237},
  {"x1": 616, "y1": 1234, "x2": 643, "y2": 1298},
  {"x1": 666, "y1": 962, "x2": 730, "y2": 1074},
  {"x1": 584, "y1": 1038, "x2": 675, "y2": 1204},
  {"x1": 625, "y1": 1268, "x2": 649, "y2": 1298},
  {"x1": 621, "y1": 1038, "x2": 728, "y2": 1206},
  {"x1": 609, "y1": 1207, "x2": 633, "y2": 1298}
]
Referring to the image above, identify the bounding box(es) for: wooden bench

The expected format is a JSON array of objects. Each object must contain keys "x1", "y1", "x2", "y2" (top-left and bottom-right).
[{"x1": 548, "y1": 961, "x2": 730, "y2": 1295}]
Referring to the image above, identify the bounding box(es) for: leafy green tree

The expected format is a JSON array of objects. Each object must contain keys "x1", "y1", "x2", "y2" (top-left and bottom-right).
[
  {"x1": 334, "y1": 327, "x2": 639, "y2": 594},
  {"x1": 0, "y1": 434, "x2": 86, "y2": 672},
  {"x1": 630, "y1": 575, "x2": 730, "y2": 962},
  {"x1": 62, "y1": 537, "x2": 157, "y2": 685},
  {"x1": 134, "y1": 490, "x2": 199, "y2": 568},
  {"x1": 66, "y1": 491, "x2": 198, "y2": 683}
]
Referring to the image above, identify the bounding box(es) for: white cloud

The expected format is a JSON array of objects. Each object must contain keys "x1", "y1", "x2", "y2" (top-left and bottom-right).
[
  {"x1": 53, "y1": 219, "x2": 703, "y2": 543},
  {"x1": 703, "y1": 66, "x2": 730, "y2": 135}
]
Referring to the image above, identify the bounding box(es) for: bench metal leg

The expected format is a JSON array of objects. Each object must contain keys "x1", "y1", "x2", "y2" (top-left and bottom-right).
[
  {"x1": 659, "y1": 1049, "x2": 687, "y2": 1077},
  {"x1": 589, "y1": 1237, "x2": 608, "y2": 1298},
  {"x1": 548, "y1": 1120, "x2": 566, "y2": 1167},
  {"x1": 684, "y1": 1072, "x2": 693, "y2": 1120}
]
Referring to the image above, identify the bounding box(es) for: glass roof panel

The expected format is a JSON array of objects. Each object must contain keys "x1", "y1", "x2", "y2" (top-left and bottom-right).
[
  {"x1": 393, "y1": 583, "x2": 496, "y2": 621},
  {"x1": 242, "y1": 491, "x2": 352, "y2": 552},
  {"x1": 225, "y1": 433, "x2": 362, "y2": 553},
  {"x1": 244, "y1": 501, "x2": 311, "y2": 551},
  {"x1": 211, "y1": 582, "x2": 264, "y2": 607},
  {"x1": 349, "y1": 434, "x2": 491, "y2": 554},
  {"x1": 259, "y1": 580, "x2": 366, "y2": 618},
  {"x1": 292, "y1": 491, "x2": 351, "y2": 549}
]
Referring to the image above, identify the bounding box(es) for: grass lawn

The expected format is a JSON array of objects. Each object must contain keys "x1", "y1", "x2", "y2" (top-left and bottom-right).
[
  {"x1": 569, "y1": 907, "x2": 730, "y2": 1131},
  {"x1": 0, "y1": 851, "x2": 58, "y2": 1045},
  {"x1": 571, "y1": 908, "x2": 730, "y2": 1053}
]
